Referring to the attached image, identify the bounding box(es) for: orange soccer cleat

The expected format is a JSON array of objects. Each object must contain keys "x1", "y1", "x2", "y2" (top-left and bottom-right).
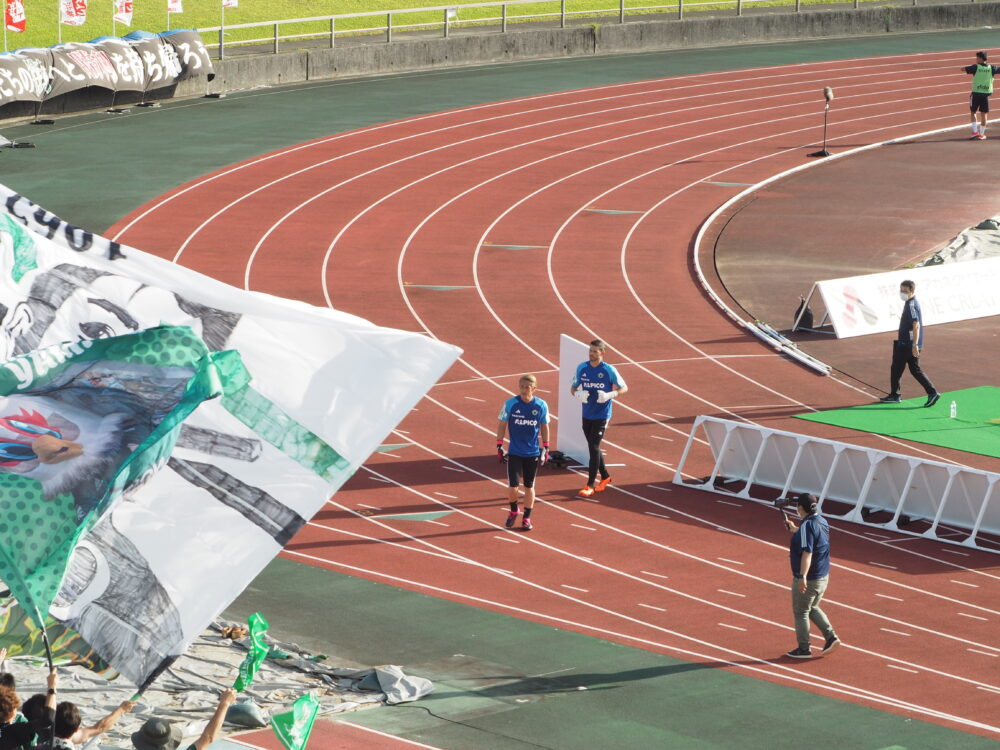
[
  {"x1": 578, "y1": 485, "x2": 595, "y2": 498},
  {"x1": 595, "y1": 477, "x2": 613, "y2": 493}
]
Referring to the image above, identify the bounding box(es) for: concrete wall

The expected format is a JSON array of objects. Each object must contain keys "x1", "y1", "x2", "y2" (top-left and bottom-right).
[{"x1": 9, "y1": 2, "x2": 1000, "y2": 119}]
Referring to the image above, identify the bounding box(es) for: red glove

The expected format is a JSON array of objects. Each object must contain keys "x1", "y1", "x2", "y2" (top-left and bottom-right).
[
  {"x1": 497, "y1": 441, "x2": 506, "y2": 463},
  {"x1": 539, "y1": 442, "x2": 549, "y2": 465}
]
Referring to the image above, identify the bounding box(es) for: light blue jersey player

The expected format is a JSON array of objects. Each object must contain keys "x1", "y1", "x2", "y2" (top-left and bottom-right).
[
  {"x1": 496, "y1": 374, "x2": 550, "y2": 531},
  {"x1": 569, "y1": 340, "x2": 628, "y2": 497}
]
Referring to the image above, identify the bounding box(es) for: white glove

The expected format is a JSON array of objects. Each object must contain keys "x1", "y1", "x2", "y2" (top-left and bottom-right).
[
  {"x1": 574, "y1": 389, "x2": 589, "y2": 403},
  {"x1": 596, "y1": 390, "x2": 616, "y2": 404}
]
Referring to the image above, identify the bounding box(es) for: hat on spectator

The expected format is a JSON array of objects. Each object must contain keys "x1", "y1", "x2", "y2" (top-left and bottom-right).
[{"x1": 132, "y1": 717, "x2": 183, "y2": 750}]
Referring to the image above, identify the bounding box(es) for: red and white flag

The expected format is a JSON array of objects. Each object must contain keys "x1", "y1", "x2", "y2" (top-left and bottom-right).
[
  {"x1": 113, "y1": 0, "x2": 132, "y2": 25},
  {"x1": 167, "y1": 0, "x2": 182, "y2": 12},
  {"x1": 60, "y1": 0, "x2": 87, "y2": 26},
  {"x1": 5, "y1": 0, "x2": 26, "y2": 33},
  {"x1": 222, "y1": 0, "x2": 237, "y2": 7}
]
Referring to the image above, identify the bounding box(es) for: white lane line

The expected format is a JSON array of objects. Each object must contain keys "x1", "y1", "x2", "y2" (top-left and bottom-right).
[
  {"x1": 958, "y1": 612, "x2": 989, "y2": 622},
  {"x1": 875, "y1": 593, "x2": 904, "y2": 602},
  {"x1": 641, "y1": 571, "x2": 669, "y2": 579},
  {"x1": 718, "y1": 557, "x2": 744, "y2": 565},
  {"x1": 380, "y1": 453, "x2": 402, "y2": 458},
  {"x1": 571, "y1": 524, "x2": 597, "y2": 531},
  {"x1": 395, "y1": 429, "x2": 409, "y2": 435},
  {"x1": 869, "y1": 562, "x2": 898, "y2": 570},
  {"x1": 580, "y1": 497, "x2": 600, "y2": 503},
  {"x1": 425, "y1": 520, "x2": 450, "y2": 527},
  {"x1": 646, "y1": 484, "x2": 672, "y2": 491},
  {"x1": 969, "y1": 649, "x2": 999, "y2": 658},
  {"x1": 977, "y1": 685, "x2": 1000, "y2": 694},
  {"x1": 357, "y1": 504, "x2": 382, "y2": 510},
  {"x1": 654, "y1": 413, "x2": 673, "y2": 419},
  {"x1": 887, "y1": 664, "x2": 919, "y2": 674},
  {"x1": 434, "y1": 492, "x2": 457, "y2": 499},
  {"x1": 442, "y1": 465, "x2": 465, "y2": 472},
  {"x1": 650, "y1": 434, "x2": 673, "y2": 441},
  {"x1": 864, "y1": 532, "x2": 893, "y2": 540},
  {"x1": 952, "y1": 580, "x2": 980, "y2": 588},
  {"x1": 645, "y1": 512, "x2": 672, "y2": 520},
  {"x1": 561, "y1": 584, "x2": 589, "y2": 593},
  {"x1": 464, "y1": 396, "x2": 486, "y2": 402},
  {"x1": 494, "y1": 568, "x2": 513, "y2": 575},
  {"x1": 495, "y1": 536, "x2": 520, "y2": 543},
  {"x1": 718, "y1": 589, "x2": 746, "y2": 598},
  {"x1": 718, "y1": 623, "x2": 747, "y2": 631},
  {"x1": 450, "y1": 441, "x2": 473, "y2": 448},
  {"x1": 941, "y1": 549, "x2": 971, "y2": 557},
  {"x1": 716, "y1": 500, "x2": 742, "y2": 507},
  {"x1": 638, "y1": 603, "x2": 666, "y2": 612},
  {"x1": 369, "y1": 477, "x2": 392, "y2": 483},
  {"x1": 880, "y1": 628, "x2": 912, "y2": 637}
]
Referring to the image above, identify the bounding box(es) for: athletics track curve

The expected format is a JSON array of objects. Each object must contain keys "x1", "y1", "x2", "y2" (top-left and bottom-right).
[{"x1": 107, "y1": 48, "x2": 1000, "y2": 743}]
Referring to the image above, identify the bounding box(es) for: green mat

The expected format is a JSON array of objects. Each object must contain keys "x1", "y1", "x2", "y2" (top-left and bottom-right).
[{"x1": 795, "y1": 386, "x2": 1000, "y2": 459}]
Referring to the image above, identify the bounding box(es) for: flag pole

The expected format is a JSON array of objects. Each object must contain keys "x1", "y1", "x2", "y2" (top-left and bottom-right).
[
  {"x1": 3, "y1": 2, "x2": 8, "y2": 53},
  {"x1": 37, "y1": 610, "x2": 57, "y2": 750},
  {"x1": 57, "y1": 2, "x2": 61, "y2": 44}
]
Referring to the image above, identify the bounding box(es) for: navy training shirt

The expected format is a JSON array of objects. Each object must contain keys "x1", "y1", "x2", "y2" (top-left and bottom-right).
[
  {"x1": 898, "y1": 297, "x2": 924, "y2": 348},
  {"x1": 789, "y1": 513, "x2": 831, "y2": 580}
]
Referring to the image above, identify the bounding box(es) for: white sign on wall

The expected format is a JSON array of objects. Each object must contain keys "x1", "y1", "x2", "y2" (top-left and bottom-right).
[{"x1": 815, "y1": 256, "x2": 1000, "y2": 339}]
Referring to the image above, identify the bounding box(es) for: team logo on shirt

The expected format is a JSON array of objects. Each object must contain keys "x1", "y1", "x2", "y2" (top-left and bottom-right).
[
  {"x1": 598, "y1": 373, "x2": 604, "y2": 379},
  {"x1": 532, "y1": 409, "x2": 538, "y2": 416}
]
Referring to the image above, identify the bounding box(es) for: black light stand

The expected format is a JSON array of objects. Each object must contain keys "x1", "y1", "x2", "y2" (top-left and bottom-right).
[{"x1": 808, "y1": 87, "x2": 834, "y2": 158}]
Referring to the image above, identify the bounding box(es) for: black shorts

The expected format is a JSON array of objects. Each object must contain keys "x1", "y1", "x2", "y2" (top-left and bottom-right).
[
  {"x1": 507, "y1": 454, "x2": 539, "y2": 488},
  {"x1": 971, "y1": 92, "x2": 991, "y2": 113}
]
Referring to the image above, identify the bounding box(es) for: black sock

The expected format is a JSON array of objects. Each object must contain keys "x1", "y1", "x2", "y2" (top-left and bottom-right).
[
  {"x1": 523, "y1": 507, "x2": 533, "y2": 519},
  {"x1": 509, "y1": 502, "x2": 519, "y2": 513}
]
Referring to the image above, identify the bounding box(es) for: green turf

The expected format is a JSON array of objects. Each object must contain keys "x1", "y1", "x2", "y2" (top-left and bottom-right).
[
  {"x1": 795, "y1": 386, "x2": 1000, "y2": 459},
  {"x1": 3, "y1": 0, "x2": 907, "y2": 52}
]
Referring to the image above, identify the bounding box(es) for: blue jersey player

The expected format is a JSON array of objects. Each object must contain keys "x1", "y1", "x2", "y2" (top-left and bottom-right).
[
  {"x1": 496, "y1": 374, "x2": 550, "y2": 531},
  {"x1": 569, "y1": 339, "x2": 628, "y2": 497}
]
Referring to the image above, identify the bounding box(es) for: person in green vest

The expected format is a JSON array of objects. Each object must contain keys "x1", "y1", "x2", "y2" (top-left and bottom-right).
[{"x1": 963, "y1": 51, "x2": 1000, "y2": 140}]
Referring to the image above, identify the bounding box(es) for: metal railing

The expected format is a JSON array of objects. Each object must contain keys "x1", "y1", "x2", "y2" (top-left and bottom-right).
[{"x1": 198, "y1": 0, "x2": 940, "y2": 59}]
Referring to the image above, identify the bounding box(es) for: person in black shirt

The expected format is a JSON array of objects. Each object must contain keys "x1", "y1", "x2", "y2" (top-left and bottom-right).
[
  {"x1": 879, "y1": 280, "x2": 939, "y2": 407},
  {"x1": 0, "y1": 669, "x2": 55, "y2": 750}
]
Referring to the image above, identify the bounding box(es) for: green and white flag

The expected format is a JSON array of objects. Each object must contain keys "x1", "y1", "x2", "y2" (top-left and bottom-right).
[
  {"x1": 233, "y1": 612, "x2": 269, "y2": 691},
  {"x1": 0, "y1": 185, "x2": 461, "y2": 689},
  {"x1": 271, "y1": 692, "x2": 320, "y2": 750}
]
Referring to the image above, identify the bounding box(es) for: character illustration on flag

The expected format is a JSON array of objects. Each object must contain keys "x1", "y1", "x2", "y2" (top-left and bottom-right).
[
  {"x1": 60, "y1": 0, "x2": 88, "y2": 26},
  {"x1": 167, "y1": 0, "x2": 183, "y2": 12},
  {"x1": 5, "y1": 0, "x2": 26, "y2": 33},
  {"x1": 113, "y1": 0, "x2": 133, "y2": 26},
  {"x1": 222, "y1": 0, "x2": 238, "y2": 7}
]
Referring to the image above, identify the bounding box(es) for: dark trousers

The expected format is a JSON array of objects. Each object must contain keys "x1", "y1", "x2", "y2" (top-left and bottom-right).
[
  {"x1": 889, "y1": 342, "x2": 935, "y2": 397},
  {"x1": 582, "y1": 418, "x2": 610, "y2": 486}
]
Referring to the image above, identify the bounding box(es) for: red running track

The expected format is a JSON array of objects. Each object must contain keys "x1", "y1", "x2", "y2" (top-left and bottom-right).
[{"x1": 109, "y1": 49, "x2": 1000, "y2": 740}]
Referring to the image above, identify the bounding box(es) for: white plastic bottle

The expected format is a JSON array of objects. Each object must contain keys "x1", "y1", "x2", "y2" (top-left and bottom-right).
[{"x1": 950, "y1": 400, "x2": 957, "y2": 419}]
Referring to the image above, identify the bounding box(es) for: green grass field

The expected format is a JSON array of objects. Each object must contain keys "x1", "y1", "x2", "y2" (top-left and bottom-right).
[{"x1": 4, "y1": 0, "x2": 877, "y2": 52}]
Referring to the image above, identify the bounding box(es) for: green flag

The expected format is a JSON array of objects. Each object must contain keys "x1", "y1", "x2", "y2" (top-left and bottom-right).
[
  {"x1": 0, "y1": 326, "x2": 223, "y2": 629},
  {"x1": 233, "y1": 611, "x2": 270, "y2": 691},
  {"x1": 271, "y1": 692, "x2": 320, "y2": 750}
]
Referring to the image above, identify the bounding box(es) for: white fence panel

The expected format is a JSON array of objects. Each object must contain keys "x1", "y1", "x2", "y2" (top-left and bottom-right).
[{"x1": 674, "y1": 416, "x2": 1000, "y2": 552}]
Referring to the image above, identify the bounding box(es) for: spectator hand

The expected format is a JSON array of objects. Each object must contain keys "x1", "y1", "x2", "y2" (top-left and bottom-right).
[
  {"x1": 574, "y1": 389, "x2": 589, "y2": 403},
  {"x1": 120, "y1": 700, "x2": 136, "y2": 713},
  {"x1": 220, "y1": 688, "x2": 238, "y2": 706},
  {"x1": 47, "y1": 667, "x2": 58, "y2": 691}
]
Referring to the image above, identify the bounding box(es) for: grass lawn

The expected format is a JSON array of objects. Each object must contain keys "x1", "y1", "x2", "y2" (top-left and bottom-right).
[{"x1": 2, "y1": 0, "x2": 871, "y2": 52}]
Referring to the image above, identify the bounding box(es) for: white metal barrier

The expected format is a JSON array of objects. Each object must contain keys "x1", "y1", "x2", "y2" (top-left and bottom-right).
[{"x1": 673, "y1": 415, "x2": 1000, "y2": 553}]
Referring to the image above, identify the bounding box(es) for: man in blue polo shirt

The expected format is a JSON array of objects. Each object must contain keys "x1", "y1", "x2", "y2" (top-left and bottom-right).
[
  {"x1": 784, "y1": 493, "x2": 841, "y2": 658},
  {"x1": 569, "y1": 339, "x2": 628, "y2": 498},
  {"x1": 879, "y1": 279, "x2": 939, "y2": 407},
  {"x1": 496, "y1": 374, "x2": 550, "y2": 531}
]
